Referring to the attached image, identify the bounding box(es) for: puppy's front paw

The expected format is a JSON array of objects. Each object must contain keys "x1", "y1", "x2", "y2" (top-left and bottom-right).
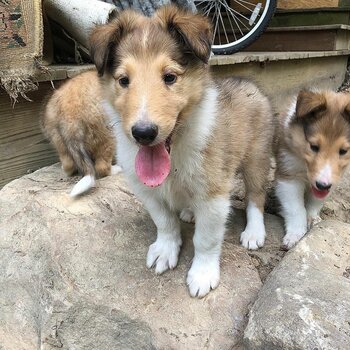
[
  {"x1": 186, "y1": 256, "x2": 220, "y2": 298},
  {"x1": 307, "y1": 214, "x2": 322, "y2": 230},
  {"x1": 283, "y1": 232, "x2": 305, "y2": 249},
  {"x1": 147, "y1": 237, "x2": 182, "y2": 274},
  {"x1": 180, "y1": 208, "x2": 195, "y2": 223},
  {"x1": 240, "y1": 229, "x2": 265, "y2": 250}
]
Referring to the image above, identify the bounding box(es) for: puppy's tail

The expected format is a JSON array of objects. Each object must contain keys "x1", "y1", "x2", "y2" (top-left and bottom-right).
[
  {"x1": 70, "y1": 174, "x2": 96, "y2": 197},
  {"x1": 66, "y1": 139, "x2": 96, "y2": 197}
]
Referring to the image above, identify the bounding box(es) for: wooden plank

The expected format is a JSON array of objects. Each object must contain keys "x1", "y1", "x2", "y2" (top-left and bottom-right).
[
  {"x1": 0, "y1": 83, "x2": 58, "y2": 188},
  {"x1": 270, "y1": 11, "x2": 350, "y2": 27},
  {"x1": 244, "y1": 30, "x2": 338, "y2": 51},
  {"x1": 278, "y1": 0, "x2": 339, "y2": 9}
]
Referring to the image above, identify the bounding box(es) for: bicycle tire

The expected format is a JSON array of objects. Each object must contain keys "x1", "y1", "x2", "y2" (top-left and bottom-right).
[{"x1": 195, "y1": 0, "x2": 277, "y2": 55}]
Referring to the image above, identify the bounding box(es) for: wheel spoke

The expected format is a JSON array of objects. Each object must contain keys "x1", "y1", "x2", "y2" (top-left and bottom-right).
[
  {"x1": 218, "y1": 0, "x2": 250, "y2": 22},
  {"x1": 218, "y1": 5, "x2": 229, "y2": 44},
  {"x1": 220, "y1": 0, "x2": 249, "y2": 31}
]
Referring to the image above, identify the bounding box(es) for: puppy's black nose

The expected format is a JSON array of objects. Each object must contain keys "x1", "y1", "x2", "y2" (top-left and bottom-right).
[
  {"x1": 132, "y1": 123, "x2": 158, "y2": 145},
  {"x1": 316, "y1": 181, "x2": 332, "y2": 191}
]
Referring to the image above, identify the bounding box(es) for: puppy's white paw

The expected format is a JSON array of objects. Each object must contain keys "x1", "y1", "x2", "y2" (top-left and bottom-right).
[
  {"x1": 240, "y1": 229, "x2": 265, "y2": 250},
  {"x1": 186, "y1": 256, "x2": 220, "y2": 298},
  {"x1": 283, "y1": 232, "x2": 305, "y2": 249},
  {"x1": 147, "y1": 237, "x2": 182, "y2": 274},
  {"x1": 307, "y1": 214, "x2": 322, "y2": 230},
  {"x1": 180, "y1": 208, "x2": 195, "y2": 223},
  {"x1": 111, "y1": 164, "x2": 122, "y2": 175}
]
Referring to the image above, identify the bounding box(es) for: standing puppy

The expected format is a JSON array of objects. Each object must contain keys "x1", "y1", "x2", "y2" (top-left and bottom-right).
[
  {"x1": 275, "y1": 90, "x2": 350, "y2": 249},
  {"x1": 42, "y1": 71, "x2": 120, "y2": 197},
  {"x1": 91, "y1": 5, "x2": 274, "y2": 297}
]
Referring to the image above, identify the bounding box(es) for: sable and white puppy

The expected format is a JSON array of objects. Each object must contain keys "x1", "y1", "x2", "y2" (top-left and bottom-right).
[
  {"x1": 41, "y1": 71, "x2": 121, "y2": 197},
  {"x1": 275, "y1": 90, "x2": 350, "y2": 249},
  {"x1": 90, "y1": 5, "x2": 273, "y2": 297}
]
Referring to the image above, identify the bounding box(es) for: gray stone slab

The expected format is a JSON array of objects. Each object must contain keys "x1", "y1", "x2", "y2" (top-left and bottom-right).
[
  {"x1": 0, "y1": 164, "x2": 273, "y2": 350},
  {"x1": 244, "y1": 220, "x2": 350, "y2": 350}
]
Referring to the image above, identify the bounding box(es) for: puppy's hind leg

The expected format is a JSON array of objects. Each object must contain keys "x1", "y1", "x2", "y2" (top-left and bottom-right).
[
  {"x1": 61, "y1": 154, "x2": 77, "y2": 176},
  {"x1": 50, "y1": 131, "x2": 77, "y2": 176},
  {"x1": 240, "y1": 157, "x2": 269, "y2": 250},
  {"x1": 67, "y1": 140, "x2": 96, "y2": 197}
]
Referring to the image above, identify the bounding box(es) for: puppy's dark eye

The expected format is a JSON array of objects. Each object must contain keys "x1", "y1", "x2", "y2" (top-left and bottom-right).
[
  {"x1": 119, "y1": 76, "x2": 129, "y2": 88},
  {"x1": 339, "y1": 148, "x2": 348, "y2": 156},
  {"x1": 163, "y1": 73, "x2": 177, "y2": 85},
  {"x1": 310, "y1": 144, "x2": 320, "y2": 153}
]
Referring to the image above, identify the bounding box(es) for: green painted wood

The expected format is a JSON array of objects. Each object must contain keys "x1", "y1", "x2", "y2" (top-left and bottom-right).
[
  {"x1": 339, "y1": 0, "x2": 350, "y2": 8},
  {"x1": 270, "y1": 11, "x2": 350, "y2": 27}
]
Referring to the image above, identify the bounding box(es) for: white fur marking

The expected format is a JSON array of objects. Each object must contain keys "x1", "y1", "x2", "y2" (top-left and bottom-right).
[
  {"x1": 284, "y1": 98, "x2": 297, "y2": 128},
  {"x1": 111, "y1": 164, "x2": 122, "y2": 175},
  {"x1": 70, "y1": 175, "x2": 96, "y2": 197},
  {"x1": 276, "y1": 179, "x2": 307, "y2": 249},
  {"x1": 240, "y1": 201, "x2": 265, "y2": 250},
  {"x1": 142, "y1": 28, "x2": 149, "y2": 47},
  {"x1": 101, "y1": 99, "x2": 121, "y2": 126},
  {"x1": 138, "y1": 96, "x2": 147, "y2": 121}
]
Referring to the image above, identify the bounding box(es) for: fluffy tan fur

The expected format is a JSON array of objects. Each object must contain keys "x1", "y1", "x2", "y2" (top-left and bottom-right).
[{"x1": 41, "y1": 71, "x2": 116, "y2": 179}]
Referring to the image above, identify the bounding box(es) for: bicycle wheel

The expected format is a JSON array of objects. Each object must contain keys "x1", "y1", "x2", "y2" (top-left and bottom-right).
[{"x1": 194, "y1": 0, "x2": 277, "y2": 55}]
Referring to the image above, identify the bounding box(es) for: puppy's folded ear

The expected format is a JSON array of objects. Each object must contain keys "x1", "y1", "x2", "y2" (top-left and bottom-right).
[
  {"x1": 296, "y1": 90, "x2": 327, "y2": 119},
  {"x1": 156, "y1": 5, "x2": 212, "y2": 64},
  {"x1": 89, "y1": 10, "x2": 140, "y2": 76}
]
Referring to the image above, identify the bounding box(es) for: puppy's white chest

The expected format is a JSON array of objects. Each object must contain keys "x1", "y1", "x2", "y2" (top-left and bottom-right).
[{"x1": 158, "y1": 153, "x2": 205, "y2": 210}]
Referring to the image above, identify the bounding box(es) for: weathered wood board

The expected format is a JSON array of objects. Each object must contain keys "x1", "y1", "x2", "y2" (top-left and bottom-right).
[
  {"x1": 0, "y1": 83, "x2": 58, "y2": 188},
  {"x1": 244, "y1": 25, "x2": 350, "y2": 51},
  {"x1": 278, "y1": 0, "x2": 340, "y2": 10}
]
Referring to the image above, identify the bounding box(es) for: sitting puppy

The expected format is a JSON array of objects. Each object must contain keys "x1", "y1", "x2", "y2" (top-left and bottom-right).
[
  {"x1": 91, "y1": 5, "x2": 274, "y2": 297},
  {"x1": 41, "y1": 71, "x2": 120, "y2": 197},
  {"x1": 275, "y1": 90, "x2": 350, "y2": 249}
]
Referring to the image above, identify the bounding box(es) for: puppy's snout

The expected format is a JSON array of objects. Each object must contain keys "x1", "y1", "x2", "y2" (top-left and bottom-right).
[
  {"x1": 315, "y1": 181, "x2": 332, "y2": 191},
  {"x1": 132, "y1": 122, "x2": 158, "y2": 145}
]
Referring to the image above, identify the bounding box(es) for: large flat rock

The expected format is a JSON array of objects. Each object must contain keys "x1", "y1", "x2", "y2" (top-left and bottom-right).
[
  {"x1": 0, "y1": 164, "x2": 285, "y2": 349},
  {"x1": 244, "y1": 220, "x2": 350, "y2": 350}
]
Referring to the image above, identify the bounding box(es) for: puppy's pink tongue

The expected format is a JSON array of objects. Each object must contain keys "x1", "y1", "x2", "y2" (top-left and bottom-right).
[{"x1": 135, "y1": 143, "x2": 170, "y2": 187}]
